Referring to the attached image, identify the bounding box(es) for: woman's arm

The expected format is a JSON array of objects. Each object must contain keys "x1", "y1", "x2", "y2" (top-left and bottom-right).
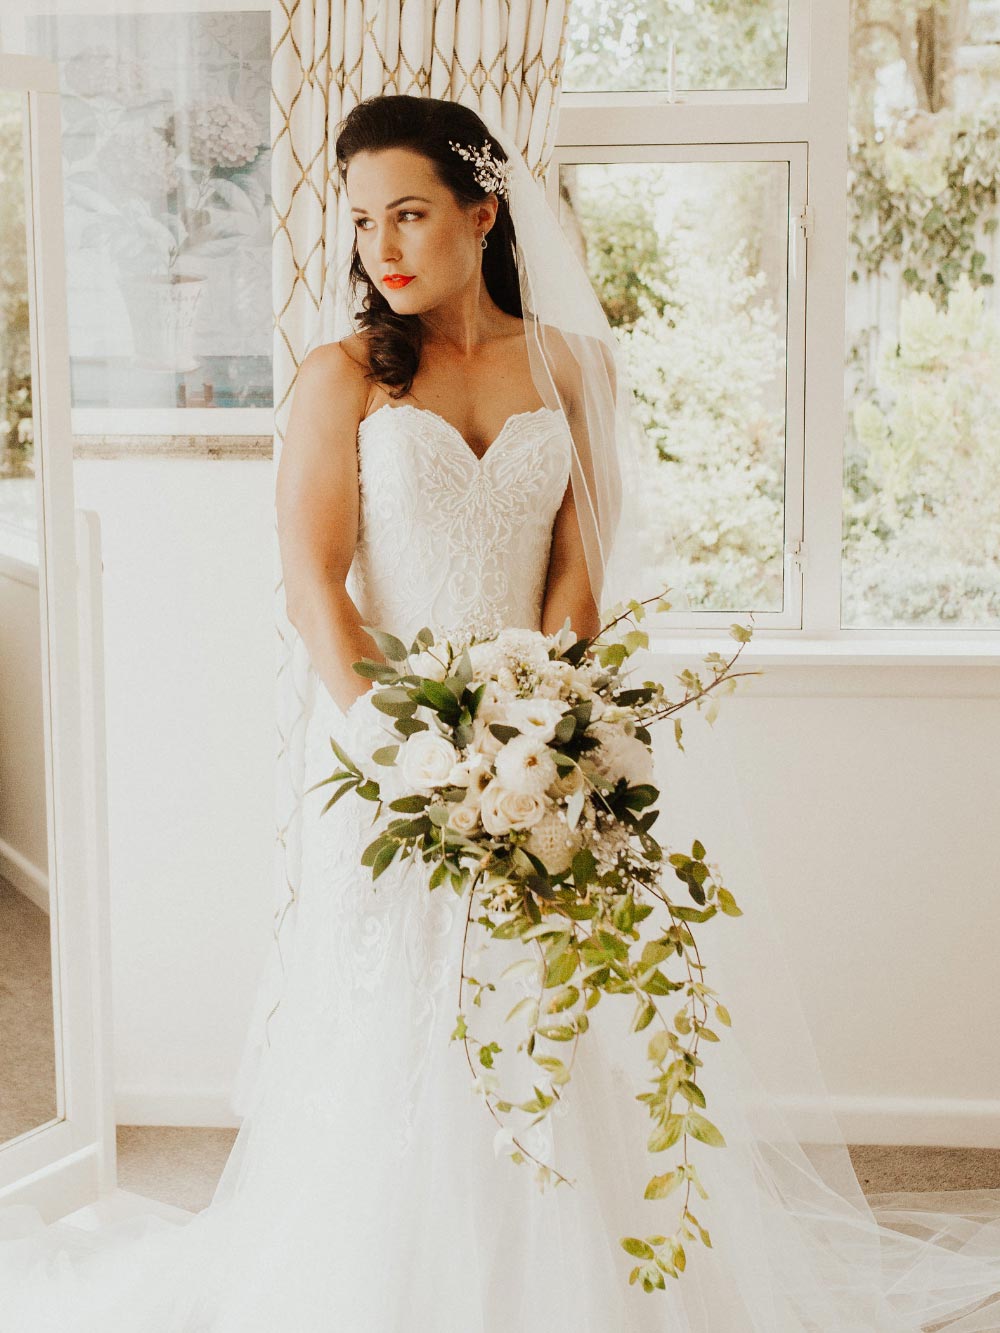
[
  {"x1": 541, "y1": 477, "x2": 601, "y2": 641},
  {"x1": 275, "y1": 339, "x2": 386, "y2": 712}
]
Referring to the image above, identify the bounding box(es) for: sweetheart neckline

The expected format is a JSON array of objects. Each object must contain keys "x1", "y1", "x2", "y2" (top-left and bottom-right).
[{"x1": 357, "y1": 402, "x2": 561, "y2": 463}]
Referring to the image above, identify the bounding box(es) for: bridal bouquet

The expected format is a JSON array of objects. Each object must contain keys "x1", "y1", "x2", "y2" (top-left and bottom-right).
[{"x1": 310, "y1": 591, "x2": 759, "y2": 1294}]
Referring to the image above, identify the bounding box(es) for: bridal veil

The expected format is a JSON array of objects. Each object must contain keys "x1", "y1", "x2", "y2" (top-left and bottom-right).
[{"x1": 242, "y1": 95, "x2": 1000, "y2": 1330}]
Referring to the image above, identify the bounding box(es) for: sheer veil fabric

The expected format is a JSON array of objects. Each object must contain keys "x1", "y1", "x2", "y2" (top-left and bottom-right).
[
  {"x1": 276, "y1": 106, "x2": 1000, "y2": 1328},
  {"x1": 472, "y1": 115, "x2": 1000, "y2": 1330}
]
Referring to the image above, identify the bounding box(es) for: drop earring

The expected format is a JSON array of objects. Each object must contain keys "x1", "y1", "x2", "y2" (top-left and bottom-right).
[{"x1": 480, "y1": 234, "x2": 488, "y2": 250}]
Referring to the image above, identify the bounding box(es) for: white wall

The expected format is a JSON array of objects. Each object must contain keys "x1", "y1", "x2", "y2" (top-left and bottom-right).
[
  {"x1": 648, "y1": 684, "x2": 1000, "y2": 1147},
  {"x1": 73, "y1": 458, "x2": 277, "y2": 1130},
  {"x1": 72, "y1": 456, "x2": 1000, "y2": 1147}
]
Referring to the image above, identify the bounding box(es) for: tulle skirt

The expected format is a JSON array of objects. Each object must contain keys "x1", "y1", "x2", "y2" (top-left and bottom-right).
[{"x1": 2, "y1": 688, "x2": 1000, "y2": 1331}]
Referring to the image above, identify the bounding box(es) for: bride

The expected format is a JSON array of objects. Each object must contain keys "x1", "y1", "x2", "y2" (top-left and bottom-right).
[{"x1": 2, "y1": 91, "x2": 1000, "y2": 1332}]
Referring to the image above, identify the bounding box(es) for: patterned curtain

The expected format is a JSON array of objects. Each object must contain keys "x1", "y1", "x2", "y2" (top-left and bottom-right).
[{"x1": 230, "y1": 0, "x2": 571, "y2": 1116}]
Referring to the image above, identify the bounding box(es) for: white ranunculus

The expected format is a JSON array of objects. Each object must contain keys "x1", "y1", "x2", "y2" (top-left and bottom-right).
[
  {"x1": 447, "y1": 801, "x2": 480, "y2": 835},
  {"x1": 503, "y1": 697, "x2": 569, "y2": 744},
  {"x1": 400, "y1": 731, "x2": 460, "y2": 792},
  {"x1": 480, "y1": 781, "x2": 547, "y2": 836},
  {"x1": 409, "y1": 648, "x2": 449, "y2": 682},
  {"x1": 494, "y1": 734, "x2": 558, "y2": 797},
  {"x1": 524, "y1": 809, "x2": 583, "y2": 874}
]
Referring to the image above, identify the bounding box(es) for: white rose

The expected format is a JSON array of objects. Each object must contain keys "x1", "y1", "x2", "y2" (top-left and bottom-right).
[
  {"x1": 480, "y1": 781, "x2": 547, "y2": 835},
  {"x1": 494, "y1": 734, "x2": 558, "y2": 797},
  {"x1": 410, "y1": 648, "x2": 448, "y2": 682},
  {"x1": 524, "y1": 809, "x2": 583, "y2": 874},
  {"x1": 503, "y1": 697, "x2": 569, "y2": 744},
  {"x1": 400, "y1": 731, "x2": 460, "y2": 792},
  {"x1": 447, "y1": 801, "x2": 480, "y2": 834}
]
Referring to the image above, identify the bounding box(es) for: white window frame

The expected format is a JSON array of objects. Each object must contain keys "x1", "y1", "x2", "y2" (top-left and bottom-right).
[
  {"x1": 548, "y1": 141, "x2": 808, "y2": 632},
  {"x1": 1, "y1": 0, "x2": 273, "y2": 440},
  {"x1": 553, "y1": 0, "x2": 1000, "y2": 663}
]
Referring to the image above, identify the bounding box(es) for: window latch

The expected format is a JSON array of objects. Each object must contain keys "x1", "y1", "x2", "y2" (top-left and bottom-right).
[
  {"x1": 790, "y1": 204, "x2": 813, "y2": 280},
  {"x1": 787, "y1": 538, "x2": 807, "y2": 571}
]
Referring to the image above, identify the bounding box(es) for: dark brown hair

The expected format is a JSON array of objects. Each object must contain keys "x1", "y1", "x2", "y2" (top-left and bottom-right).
[{"x1": 334, "y1": 95, "x2": 522, "y2": 398}]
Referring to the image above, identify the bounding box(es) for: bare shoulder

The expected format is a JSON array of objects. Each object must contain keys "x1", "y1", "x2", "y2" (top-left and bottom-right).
[{"x1": 295, "y1": 334, "x2": 371, "y2": 415}]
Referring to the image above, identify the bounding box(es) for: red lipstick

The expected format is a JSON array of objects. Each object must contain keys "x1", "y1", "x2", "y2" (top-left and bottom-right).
[{"x1": 383, "y1": 274, "x2": 415, "y2": 289}]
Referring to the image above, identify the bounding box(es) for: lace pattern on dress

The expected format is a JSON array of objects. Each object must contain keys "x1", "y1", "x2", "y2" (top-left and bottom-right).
[{"x1": 292, "y1": 404, "x2": 572, "y2": 1151}]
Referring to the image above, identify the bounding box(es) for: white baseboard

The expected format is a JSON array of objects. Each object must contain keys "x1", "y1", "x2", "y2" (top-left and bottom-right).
[
  {"x1": 115, "y1": 1086, "x2": 242, "y2": 1130},
  {"x1": 0, "y1": 836, "x2": 49, "y2": 914},
  {"x1": 114, "y1": 1084, "x2": 1000, "y2": 1148},
  {"x1": 771, "y1": 1094, "x2": 1000, "y2": 1149}
]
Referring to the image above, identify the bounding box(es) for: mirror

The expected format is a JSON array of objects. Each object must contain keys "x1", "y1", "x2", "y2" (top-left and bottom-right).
[
  {"x1": 0, "y1": 54, "x2": 115, "y2": 1221},
  {"x1": 0, "y1": 85, "x2": 60, "y2": 1147}
]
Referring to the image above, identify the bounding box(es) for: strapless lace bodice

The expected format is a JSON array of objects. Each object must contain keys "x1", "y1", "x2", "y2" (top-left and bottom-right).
[{"x1": 343, "y1": 402, "x2": 572, "y2": 647}]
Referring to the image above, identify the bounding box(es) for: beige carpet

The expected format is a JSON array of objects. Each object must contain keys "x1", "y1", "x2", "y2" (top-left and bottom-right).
[{"x1": 0, "y1": 877, "x2": 58, "y2": 1142}]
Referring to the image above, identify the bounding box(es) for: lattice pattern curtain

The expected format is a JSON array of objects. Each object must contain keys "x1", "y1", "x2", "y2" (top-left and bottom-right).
[{"x1": 230, "y1": 0, "x2": 570, "y2": 1115}]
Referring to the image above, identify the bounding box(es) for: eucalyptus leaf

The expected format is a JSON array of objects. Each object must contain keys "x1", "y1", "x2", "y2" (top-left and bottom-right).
[{"x1": 363, "y1": 626, "x2": 409, "y2": 662}]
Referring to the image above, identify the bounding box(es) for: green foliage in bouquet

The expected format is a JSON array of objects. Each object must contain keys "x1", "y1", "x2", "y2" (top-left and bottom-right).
[{"x1": 310, "y1": 590, "x2": 761, "y2": 1294}]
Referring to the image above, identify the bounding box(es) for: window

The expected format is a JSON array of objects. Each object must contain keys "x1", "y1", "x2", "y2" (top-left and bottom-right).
[
  {"x1": 556, "y1": 0, "x2": 1000, "y2": 642},
  {"x1": 843, "y1": 2, "x2": 1000, "y2": 629},
  {"x1": 0, "y1": 85, "x2": 36, "y2": 564},
  {"x1": 1, "y1": 3, "x2": 272, "y2": 437}
]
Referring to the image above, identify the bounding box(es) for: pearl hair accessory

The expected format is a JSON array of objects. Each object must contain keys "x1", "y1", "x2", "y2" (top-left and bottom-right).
[{"x1": 448, "y1": 138, "x2": 512, "y2": 200}]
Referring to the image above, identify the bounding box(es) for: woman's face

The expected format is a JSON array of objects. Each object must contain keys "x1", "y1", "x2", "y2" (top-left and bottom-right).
[{"x1": 345, "y1": 146, "x2": 496, "y2": 314}]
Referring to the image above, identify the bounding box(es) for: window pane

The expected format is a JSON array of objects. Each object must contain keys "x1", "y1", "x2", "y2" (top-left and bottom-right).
[
  {"x1": 843, "y1": 1, "x2": 1000, "y2": 628},
  {"x1": 19, "y1": 10, "x2": 272, "y2": 411},
  {"x1": 562, "y1": 160, "x2": 789, "y2": 612},
  {"x1": 564, "y1": 0, "x2": 790, "y2": 94},
  {"x1": 0, "y1": 90, "x2": 36, "y2": 566}
]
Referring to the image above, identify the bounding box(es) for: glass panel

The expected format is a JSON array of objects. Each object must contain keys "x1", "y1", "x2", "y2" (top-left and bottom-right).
[
  {"x1": 562, "y1": 159, "x2": 790, "y2": 612},
  {"x1": 18, "y1": 10, "x2": 272, "y2": 411},
  {"x1": 564, "y1": 0, "x2": 790, "y2": 95},
  {"x1": 843, "y1": 0, "x2": 1000, "y2": 628},
  {"x1": 0, "y1": 89, "x2": 59, "y2": 1145}
]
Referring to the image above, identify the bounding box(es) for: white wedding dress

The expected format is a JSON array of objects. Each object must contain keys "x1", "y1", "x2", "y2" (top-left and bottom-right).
[{"x1": 2, "y1": 402, "x2": 1000, "y2": 1332}]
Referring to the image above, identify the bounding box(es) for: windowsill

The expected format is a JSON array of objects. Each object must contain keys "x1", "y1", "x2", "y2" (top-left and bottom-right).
[{"x1": 646, "y1": 635, "x2": 1000, "y2": 668}]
